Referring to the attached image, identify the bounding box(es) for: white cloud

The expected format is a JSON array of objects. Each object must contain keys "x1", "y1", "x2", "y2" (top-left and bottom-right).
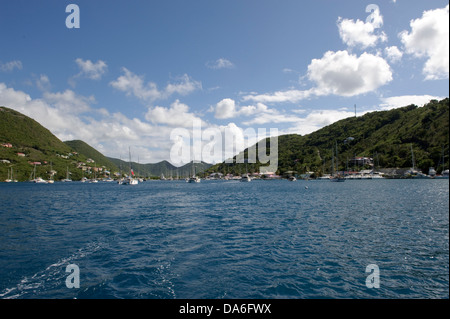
[
  {"x1": 243, "y1": 51, "x2": 392, "y2": 103},
  {"x1": 337, "y1": 10, "x2": 387, "y2": 49},
  {"x1": 165, "y1": 74, "x2": 202, "y2": 96},
  {"x1": 110, "y1": 68, "x2": 201, "y2": 102},
  {"x1": 379, "y1": 95, "x2": 446, "y2": 110},
  {"x1": 384, "y1": 46, "x2": 403, "y2": 63},
  {"x1": 214, "y1": 98, "x2": 237, "y2": 119},
  {"x1": 75, "y1": 58, "x2": 108, "y2": 80},
  {"x1": 0, "y1": 82, "x2": 175, "y2": 163},
  {"x1": 283, "y1": 109, "x2": 364, "y2": 136},
  {"x1": 43, "y1": 90, "x2": 94, "y2": 114},
  {"x1": 145, "y1": 99, "x2": 204, "y2": 128},
  {"x1": 0, "y1": 60, "x2": 23, "y2": 72},
  {"x1": 110, "y1": 67, "x2": 160, "y2": 101},
  {"x1": 206, "y1": 58, "x2": 234, "y2": 69},
  {"x1": 213, "y1": 97, "x2": 302, "y2": 127},
  {"x1": 0, "y1": 83, "x2": 88, "y2": 139},
  {"x1": 242, "y1": 89, "x2": 313, "y2": 104},
  {"x1": 242, "y1": 112, "x2": 301, "y2": 126},
  {"x1": 36, "y1": 74, "x2": 51, "y2": 91},
  {"x1": 214, "y1": 98, "x2": 278, "y2": 120},
  {"x1": 399, "y1": 5, "x2": 449, "y2": 80},
  {"x1": 307, "y1": 50, "x2": 392, "y2": 97},
  {"x1": 69, "y1": 59, "x2": 107, "y2": 87},
  {"x1": 75, "y1": 58, "x2": 107, "y2": 80}
]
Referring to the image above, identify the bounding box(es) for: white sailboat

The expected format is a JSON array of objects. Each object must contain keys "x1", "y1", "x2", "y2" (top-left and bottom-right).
[
  {"x1": 62, "y1": 166, "x2": 72, "y2": 182},
  {"x1": 5, "y1": 167, "x2": 12, "y2": 182},
  {"x1": 240, "y1": 164, "x2": 252, "y2": 182},
  {"x1": 30, "y1": 164, "x2": 48, "y2": 183},
  {"x1": 407, "y1": 144, "x2": 429, "y2": 178},
  {"x1": 90, "y1": 163, "x2": 99, "y2": 183},
  {"x1": 122, "y1": 147, "x2": 138, "y2": 185},
  {"x1": 188, "y1": 163, "x2": 200, "y2": 183}
]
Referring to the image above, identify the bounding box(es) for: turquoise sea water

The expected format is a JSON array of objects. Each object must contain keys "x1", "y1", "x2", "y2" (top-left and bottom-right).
[{"x1": 0, "y1": 179, "x2": 448, "y2": 299}]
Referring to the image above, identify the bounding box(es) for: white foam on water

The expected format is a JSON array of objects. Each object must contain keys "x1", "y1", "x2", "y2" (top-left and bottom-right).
[{"x1": 0, "y1": 240, "x2": 106, "y2": 299}]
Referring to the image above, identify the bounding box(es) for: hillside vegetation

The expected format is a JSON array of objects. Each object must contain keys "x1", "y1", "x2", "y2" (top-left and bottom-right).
[
  {"x1": 0, "y1": 107, "x2": 117, "y2": 181},
  {"x1": 2, "y1": 98, "x2": 448, "y2": 181},
  {"x1": 64, "y1": 140, "x2": 118, "y2": 172},
  {"x1": 0, "y1": 106, "x2": 211, "y2": 181},
  {"x1": 207, "y1": 98, "x2": 449, "y2": 176}
]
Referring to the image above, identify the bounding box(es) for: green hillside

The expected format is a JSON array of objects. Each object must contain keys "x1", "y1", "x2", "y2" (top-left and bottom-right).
[
  {"x1": 64, "y1": 140, "x2": 118, "y2": 172},
  {"x1": 0, "y1": 107, "x2": 116, "y2": 181},
  {"x1": 0, "y1": 107, "x2": 73, "y2": 154},
  {"x1": 207, "y1": 98, "x2": 449, "y2": 176},
  {"x1": 2, "y1": 98, "x2": 448, "y2": 181},
  {"x1": 0, "y1": 105, "x2": 211, "y2": 181}
]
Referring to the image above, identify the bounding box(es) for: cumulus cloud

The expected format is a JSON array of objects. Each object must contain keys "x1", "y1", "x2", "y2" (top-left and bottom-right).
[
  {"x1": 43, "y1": 90, "x2": 94, "y2": 114},
  {"x1": 145, "y1": 99, "x2": 204, "y2": 128},
  {"x1": 0, "y1": 83, "x2": 91, "y2": 139},
  {"x1": 307, "y1": 50, "x2": 392, "y2": 97},
  {"x1": 214, "y1": 98, "x2": 237, "y2": 119},
  {"x1": 0, "y1": 82, "x2": 174, "y2": 163},
  {"x1": 214, "y1": 98, "x2": 280, "y2": 121},
  {"x1": 110, "y1": 68, "x2": 201, "y2": 102},
  {"x1": 399, "y1": 5, "x2": 449, "y2": 80},
  {"x1": 213, "y1": 97, "x2": 302, "y2": 127},
  {"x1": 337, "y1": 6, "x2": 387, "y2": 49},
  {"x1": 243, "y1": 50, "x2": 392, "y2": 103},
  {"x1": 384, "y1": 46, "x2": 403, "y2": 63},
  {"x1": 75, "y1": 58, "x2": 108, "y2": 80},
  {"x1": 206, "y1": 58, "x2": 235, "y2": 69},
  {"x1": 165, "y1": 74, "x2": 203, "y2": 96},
  {"x1": 110, "y1": 67, "x2": 160, "y2": 101}
]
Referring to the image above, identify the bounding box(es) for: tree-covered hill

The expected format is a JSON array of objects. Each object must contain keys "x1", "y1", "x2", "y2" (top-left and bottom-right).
[
  {"x1": 207, "y1": 98, "x2": 449, "y2": 176},
  {"x1": 0, "y1": 106, "x2": 212, "y2": 181},
  {"x1": 64, "y1": 140, "x2": 118, "y2": 172},
  {"x1": 2, "y1": 98, "x2": 448, "y2": 181},
  {"x1": 0, "y1": 107, "x2": 117, "y2": 181}
]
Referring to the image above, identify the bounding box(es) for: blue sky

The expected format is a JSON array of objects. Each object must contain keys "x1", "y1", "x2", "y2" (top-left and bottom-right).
[{"x1": 0, "y1": 0, "x2": 448, "y2": 164}]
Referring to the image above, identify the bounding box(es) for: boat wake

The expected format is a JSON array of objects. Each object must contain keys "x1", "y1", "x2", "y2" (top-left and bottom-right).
[{"x1": 0, "y1": 241, "x2": 106, "y2": 299}]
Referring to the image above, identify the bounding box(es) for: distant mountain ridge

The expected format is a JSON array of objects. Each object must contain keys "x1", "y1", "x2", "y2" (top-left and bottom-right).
[{"x1": 107, "y1": 157, "x2": 212, "y2": 179}]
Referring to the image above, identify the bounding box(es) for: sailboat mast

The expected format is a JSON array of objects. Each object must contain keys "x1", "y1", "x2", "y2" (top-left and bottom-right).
[
  {"x1": 331, "y1": 149, "x2": 335, "y2": 176},
  {"x1": 335, "y1": 141, "x2": 339, "y2": 175},
  {"x1": 129, "y1": 146, "x2": 132, "y2": 176}
]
